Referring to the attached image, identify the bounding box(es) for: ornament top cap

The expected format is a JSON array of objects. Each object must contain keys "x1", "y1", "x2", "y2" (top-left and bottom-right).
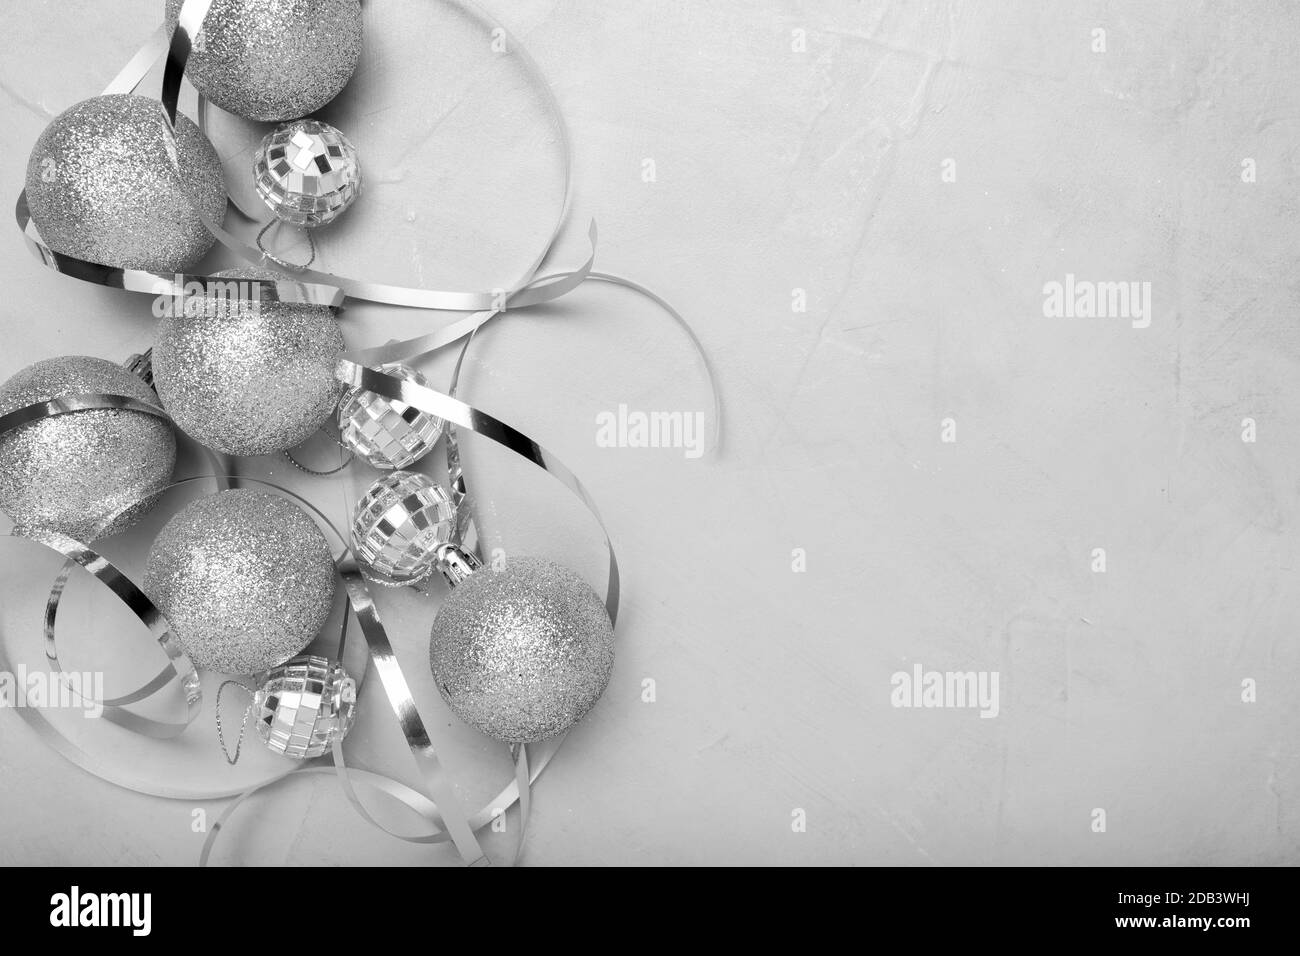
[{"x1": 433, "y1": 542, "x2": 482, "y2": 587}]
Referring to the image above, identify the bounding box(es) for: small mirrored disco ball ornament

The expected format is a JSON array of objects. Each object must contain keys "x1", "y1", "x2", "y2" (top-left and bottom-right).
[
  {"x1": 337, "y1": 363, "x2": 445, "y2": 469},
  {"x1": 352, "y1": 471, "x2": 456, "y2": 586},
  {"x1": 254, "y1": 119, "x2": 361, "y2": 228},
  {"x1": 254, "y1": 656, "x2": 356, "y2": 759}
]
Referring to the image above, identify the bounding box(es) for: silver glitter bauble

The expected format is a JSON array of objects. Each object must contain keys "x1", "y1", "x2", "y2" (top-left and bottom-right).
[
  {"x1": 165, "y1": 0, "x2": 364, "y2": 122},
  {"x1": 0, "y1": 356, "x2": 176, "y2": 540},
  {"x1": 352, "y1": 471, "x2": 455, "y2": 585},
  {"x1": 429, "y1": 557, "x2": 615, "y2": 743},
  {"x1": 255, "y1": 119, "x2": 362, "y2": 227},
  {"x1": 337, "y1": 363, "x2": 443, "y2": 469},
  {"x1": 255, "y1": 655, "x2": 355, "y2": 758},
  {"x1": 24, "y1": 94, "x2": 227, "y2": 272},
  {"x1": 152, "y1": 268, "x2": 345, "y2": 456},
  {"x1": 144, "y1": 490, "x2": 336, "y2": 674}
]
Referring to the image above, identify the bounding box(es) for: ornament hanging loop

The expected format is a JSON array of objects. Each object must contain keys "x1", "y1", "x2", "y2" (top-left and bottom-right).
[
  {"x1": 284, "y1": 424, "x2": 355, "y2": 477},
  {"x1": 216, "y1": 679, "x2": 256, "y2": 765},
  {"x1": 256, "y1": 219, "x2": 316, "y2": 271}
]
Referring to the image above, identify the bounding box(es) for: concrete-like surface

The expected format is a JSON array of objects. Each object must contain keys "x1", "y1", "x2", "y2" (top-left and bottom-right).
[{"x1": 0, "y1": 0, "x2": 1296, "y2": 865}]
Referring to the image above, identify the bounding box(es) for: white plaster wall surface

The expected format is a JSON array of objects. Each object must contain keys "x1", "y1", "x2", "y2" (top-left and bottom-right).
[{"x1": 0, "y1": 0, "x2": 1295, "y2": 865}]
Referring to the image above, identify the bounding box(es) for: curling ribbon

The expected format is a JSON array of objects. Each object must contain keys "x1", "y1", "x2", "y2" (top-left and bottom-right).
[
  {"x1": 337, "y1": 565, "x2": 487, "y2": 865},
  {"x1": 0, "y1": 457, "x2": 492, "y2": 862},
  {"x1": 0, "y1": 394, "x2": 169, "y2": 432},
  {"x1": 0, "y1": 394, "x2": 200, "y2": 737},
  {"x1": 16, "y1": 526, "x2": 201, "y2": 738},
  {"x1": 12, "y1": 2, "x2": 722, "y2": 447},
  {"x1": 13, "y1": 1, "x2": 723, "y2": 416},
  {"x1": 0, "y1": 389, "x2": 565, "y2": 865},
  {"x1": 16, "y1": 1, "x2": 584, "y2": 328},
  {"x1": 164, "y1": 0, "x2": 582, "y2": 323},
  {"x1": 336, "y1": 359, "x2": 622, "y2": 617},
  {"x1": 328, "y1": 360, "x2": 632, "y2": 865},
  {"x1": 4, "y1": 0, "x2": 723, "y2": 866}
]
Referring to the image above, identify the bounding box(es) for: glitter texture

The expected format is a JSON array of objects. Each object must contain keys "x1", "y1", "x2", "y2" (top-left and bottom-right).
[
  {"x1": 338, "y1": 362, "x2": 444, "y2": 469},
  {"x1": 429, "y1": 557, "x2": 615, "y2": 743},
  {"x1": 165, "y1": 0, "x2": 364, "y2": 122},
  {"x1": 144, "y1": 489, "x2": 336, "y2": 674},
  {"x1": 255, "y1": 655, "x2": 355, "y2": 758},
  {"x1": 152, "y1": 268, "x2": 346, "y2": 456},
  {"x1": 351, "y1": 471, "x2": 455, "y2": 584},
  {"x1": 24, "y1": 94, "x2": 227, "y2": 272},
  {"x1": 0, "y1": 356, "x2": 176, "y2": 540},
  {"x1": 254, "y1": 119, "x2": 362, "y2": 227}
]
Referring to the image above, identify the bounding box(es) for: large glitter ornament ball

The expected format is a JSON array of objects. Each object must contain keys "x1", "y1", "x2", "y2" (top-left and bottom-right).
[
  {"x1": 165, "y1": 0, "x2": 364, "y2": 122},
  {"x1": 0, "y1": 356, "x2": 176, "y2": 540},
  {"x1": 152, "y1": 268, "x2": 345, "y2": 456},
  {"x1": 351, "y1": 471, "x2": 455, "y2": 585},
  {"x1": 255, "y1": 655, "x2": 356, "y2": 758},
  {"x1": 429, "y1": 557, "x2": 615, "y2": 743},
  {"x1": 254, "y1": 119, "x2": 362, "y2": 227},
  {"x1": 144, "y1": 490, "x2": 336, "y2": 674},
  {"x1": 337, "y1": 363, "x2": 443, "y2": 469},
  {"x1": 24, "y1": 94, "x2": 227, "y2": 272}
]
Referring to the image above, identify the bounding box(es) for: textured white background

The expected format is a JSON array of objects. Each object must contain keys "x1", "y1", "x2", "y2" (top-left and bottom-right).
[{"x1": 0, "y1": 0, "x2": 1298, "y2": 865}]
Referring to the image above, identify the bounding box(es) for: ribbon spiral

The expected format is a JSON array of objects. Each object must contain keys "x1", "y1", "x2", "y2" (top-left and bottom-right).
[{"x1": 4, "y1": 0, "x2": 721, "y2": 866}]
